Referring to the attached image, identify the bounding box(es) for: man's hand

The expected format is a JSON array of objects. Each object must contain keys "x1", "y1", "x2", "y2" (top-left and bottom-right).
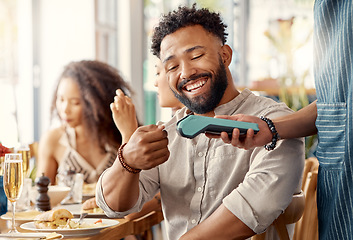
[
  {"x1": 206, "y1": 114, "x2": 272, "y2": 150},
  {"x1": 123, "y1": 124, "x2": 170, "y2": 170}
]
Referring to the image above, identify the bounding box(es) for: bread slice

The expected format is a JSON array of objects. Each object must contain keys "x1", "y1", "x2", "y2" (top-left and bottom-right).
[{"x1": 34, "y1": 209, "x2": 73, "y2": 229}]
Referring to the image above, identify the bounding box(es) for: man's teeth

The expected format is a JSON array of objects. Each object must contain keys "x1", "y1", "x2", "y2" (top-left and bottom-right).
[{"x1": 185, "y1": 80, "x2": 206, "y2": 91}]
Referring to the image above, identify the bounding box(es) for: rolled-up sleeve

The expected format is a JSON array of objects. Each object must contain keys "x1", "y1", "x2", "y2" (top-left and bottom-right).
[
  {"x1": 223, "y1": 137, "x2": 304, "y2": 233},
  {"x1": 96, "y1": 167, "x2": 160, "y2": 218}
]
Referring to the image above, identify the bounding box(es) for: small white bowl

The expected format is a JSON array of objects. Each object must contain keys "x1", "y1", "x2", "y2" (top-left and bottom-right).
[{"x1": 48, "y1": 185, "x2": 71, "y2": 206}]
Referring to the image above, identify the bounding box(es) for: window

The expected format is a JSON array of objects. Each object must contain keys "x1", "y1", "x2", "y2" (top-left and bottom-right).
[
  {"x1": 95, "y1": 0, "x2": 118, "y2": 67},
  {"x1": 143, "y1": 0, "x2": 314, "y2": 123}
]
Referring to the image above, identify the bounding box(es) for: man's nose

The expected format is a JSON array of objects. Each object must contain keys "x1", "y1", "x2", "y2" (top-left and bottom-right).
[{"x1": 180, "y1": 62, "x2": 196, "y2": 80}]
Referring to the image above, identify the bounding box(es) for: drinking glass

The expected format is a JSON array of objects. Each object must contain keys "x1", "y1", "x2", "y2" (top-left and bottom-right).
[
  {"x1": 0, "y1": 156, "x2": 4, "y2": 175},
  {"x1": 3, "y1": 153, "x2": 24, "y2": 233},
  {"x1": 59, "y1": 169, "x2": 76, "y2": 205},
  {"x1": 17, "y1": 147, "x2": 31, "y2": 178}
]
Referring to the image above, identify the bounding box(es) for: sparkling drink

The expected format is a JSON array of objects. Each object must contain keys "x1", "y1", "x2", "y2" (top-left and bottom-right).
[
  {"x1": 17, "y1": 148, "x2": 31, "y2": 178},
  {"x1": 3, "y1": 153, "x2": 23, "y2": 233},
  {"x1": 4, "y1": 160, "x2": 24, "y2": 201},
  {"x1": 0, "y1": 156, "x2": 4, "y2": 175}
]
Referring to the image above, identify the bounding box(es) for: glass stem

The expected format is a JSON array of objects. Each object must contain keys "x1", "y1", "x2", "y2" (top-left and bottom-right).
[{"x1": 11, "y1": 201, "x2": 16, "y2": 231}]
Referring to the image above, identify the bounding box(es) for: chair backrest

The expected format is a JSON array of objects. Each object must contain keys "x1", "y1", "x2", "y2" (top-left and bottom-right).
[
  {"x1": 28, "y1": 142, "x2": 39, "y2": 181},
  {"x1": 293, "y1": 159, "x2": 319, "y2": 240},
  {"x1": 293, "y1": 157, "x2": 319, "y2": 240},
  {"x1": 252, "y1": 157, "x2": 319, "y2": 240},
  {"x1": 301, "y1": 157, "x2": 319, "y2": 190},
  {"x1": 29, "y1": 142, "x2": 38, "y2": 163}
]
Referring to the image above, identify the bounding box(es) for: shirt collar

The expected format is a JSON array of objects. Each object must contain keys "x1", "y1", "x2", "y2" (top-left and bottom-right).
[{"x1": 213, "y1": 88, "x2": 252, "y2": 115}]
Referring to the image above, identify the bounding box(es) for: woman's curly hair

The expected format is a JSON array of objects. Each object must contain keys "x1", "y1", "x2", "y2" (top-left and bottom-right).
[
  {"x1": 151, "y1": 4, "x2": 228, "y2": 58},
  {"x1": 51, "y1": 60, "x2": 133, "y2": 151}
]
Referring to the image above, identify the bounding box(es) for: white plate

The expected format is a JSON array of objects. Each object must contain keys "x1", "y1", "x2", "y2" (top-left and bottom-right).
[
  {"x1": 20, "y1": 218, "x2": 119, "y2": 237},
  {"x1": 0, "y1": 210, "x2": 41, "y2": 223},
  {"x1": 53, "y1": 204, "x2": 106, "y2": 218},
  {"x1": 0, "y1": 232, "x2": 63, "y2": 239}
]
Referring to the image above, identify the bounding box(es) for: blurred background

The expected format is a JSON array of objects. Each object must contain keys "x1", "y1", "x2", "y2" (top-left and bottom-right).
[{"x1": 0, "y1": 0, "x2": 316, "y2": 155}]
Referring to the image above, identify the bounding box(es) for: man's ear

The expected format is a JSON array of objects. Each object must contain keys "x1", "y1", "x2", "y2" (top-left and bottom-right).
[{"x1": 220, "y1": 45, "x2": 233, "y2": 67}]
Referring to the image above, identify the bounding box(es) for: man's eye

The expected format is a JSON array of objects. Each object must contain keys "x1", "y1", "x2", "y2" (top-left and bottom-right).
[
  {"x1": 167, "y1": 65, "x2": 177, "y2": 72},
  {"x1": 192, "y1": 54, "x2": 203, "y2": 60}
]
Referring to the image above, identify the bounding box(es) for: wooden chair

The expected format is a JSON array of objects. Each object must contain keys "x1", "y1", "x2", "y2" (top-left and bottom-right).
[
  {"x1": 251, "y1": 191, "x2": 305, "y2": 240},
  {"x1": 252, "y1": 157, "x2": 319, "y2": 240},
  {"x1": 133, "y1": 210, "x2": 164, "y2": 240},
  {"x1": 293, "y1": 157, "x2": 319, "y2": 240},
  {"x1": 29, "y1": 141, "x2": 38, "y2": 162},
  {"x1": 28, "y1": 141, "x2": 39, "y2": 180},
  {"x1": 301, "y1": 157, "x2": 319, "y2": 190}
]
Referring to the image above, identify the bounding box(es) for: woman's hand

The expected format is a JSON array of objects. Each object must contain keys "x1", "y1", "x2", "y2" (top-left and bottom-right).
[
  {"x1": 82, "y1": 197, "x2": 98, "y2": 210},
  {"x1": 111, "y1": 89, "x2": 139, "y2": 143},
  {"x1": 206, "y1": 114, "x2": 272, "y2": 150}
]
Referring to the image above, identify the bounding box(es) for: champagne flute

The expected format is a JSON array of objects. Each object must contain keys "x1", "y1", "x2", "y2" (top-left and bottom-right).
[
  {"x1": 3, "y1": 153, "x2": 24, "y2": 233},
  {"x1": 17, "y1": 147, "x2": 31, "y2": 178}
]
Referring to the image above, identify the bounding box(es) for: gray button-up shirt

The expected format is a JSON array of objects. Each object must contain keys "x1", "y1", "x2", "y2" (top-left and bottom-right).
[{"x1": 97, "y1": 89, "x2": 304, "y2": 240}]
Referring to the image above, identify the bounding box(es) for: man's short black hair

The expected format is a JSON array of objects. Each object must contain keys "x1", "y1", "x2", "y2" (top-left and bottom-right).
[{"x1": 151, "y1": 4, "x2": 228, "y2": 58}]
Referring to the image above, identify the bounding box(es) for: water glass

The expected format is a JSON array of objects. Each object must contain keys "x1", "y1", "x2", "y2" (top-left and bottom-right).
[
  {"x1": 17, "y1": 177, "x2": 32, "y2": 211},
  {"x1": 60, "y1": 172, "x2": 84, "y2": 204}
]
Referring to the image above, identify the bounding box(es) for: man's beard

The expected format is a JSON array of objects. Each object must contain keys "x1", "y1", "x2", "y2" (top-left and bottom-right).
[{"x1": 173, "y1": 57, "x2": 228, "y2": 114}]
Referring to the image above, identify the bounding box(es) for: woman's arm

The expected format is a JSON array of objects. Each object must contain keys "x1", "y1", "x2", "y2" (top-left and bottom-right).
[
  {"x1": 208, "y1": 101, "x2": 318, "y2": 149},
  {"x1": 273, "y1": 100, "x2": 317, "y2": 139},
  {"x1": 36, "y1": 129, "x2": 60, "y2": 185},
  {"x1": 111, "y1": 89, "x2": 139, "y2": 143}
]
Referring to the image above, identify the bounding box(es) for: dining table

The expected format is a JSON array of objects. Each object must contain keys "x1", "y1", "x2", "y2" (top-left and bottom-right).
[{"x1": 0, "y1": 209, "x2": 164, "y2": 240}]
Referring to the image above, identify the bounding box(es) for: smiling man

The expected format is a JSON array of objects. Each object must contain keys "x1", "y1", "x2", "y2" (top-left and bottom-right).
[{"x1": 96, "y1": 5, "x2": 304, "y2": 240}]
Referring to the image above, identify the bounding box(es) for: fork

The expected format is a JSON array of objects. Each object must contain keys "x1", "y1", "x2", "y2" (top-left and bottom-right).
[{"x1": 77, "y1": 212, "x2": 88, "y2": 225}]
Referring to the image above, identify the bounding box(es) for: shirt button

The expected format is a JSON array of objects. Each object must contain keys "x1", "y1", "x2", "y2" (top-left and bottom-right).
[
  {"x1": 198, "y1": 152, "x2": 203, "y2": 157},
  {"x1": 191, "y1": 219, "x2": 196, "y2": 224},
  {"x1": 197, "y1": 187, "x2": 202, "y2": 192}
]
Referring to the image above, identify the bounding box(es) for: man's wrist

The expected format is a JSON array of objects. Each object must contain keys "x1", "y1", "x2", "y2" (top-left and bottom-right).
[{"x1": 118, "y1": 143, "x2": 141, "y2": 174}]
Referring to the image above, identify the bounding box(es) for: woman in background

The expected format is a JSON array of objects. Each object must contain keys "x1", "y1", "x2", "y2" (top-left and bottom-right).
[{"x1": 37, "y1": 60, "x2": 138, "y2": 185}]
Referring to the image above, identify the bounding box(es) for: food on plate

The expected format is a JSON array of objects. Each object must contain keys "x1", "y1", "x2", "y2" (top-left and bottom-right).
[
  {"x1": 34, "y1": 208, "x2": 73, "y2": 229},
  {"x1": 34, "y1": 208, "x2": 106, "y2": 229},
  {"x1": 81, "y1": 197, "x2": 104, "y2": 214},
  {"x1": 68, "y1": 218, "x2": 106, "y2": 229}
]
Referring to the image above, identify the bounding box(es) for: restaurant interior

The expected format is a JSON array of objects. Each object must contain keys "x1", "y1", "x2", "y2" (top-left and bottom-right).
[{"x1": 0, "y1": 0, "x2": 318, "y2": 239}]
